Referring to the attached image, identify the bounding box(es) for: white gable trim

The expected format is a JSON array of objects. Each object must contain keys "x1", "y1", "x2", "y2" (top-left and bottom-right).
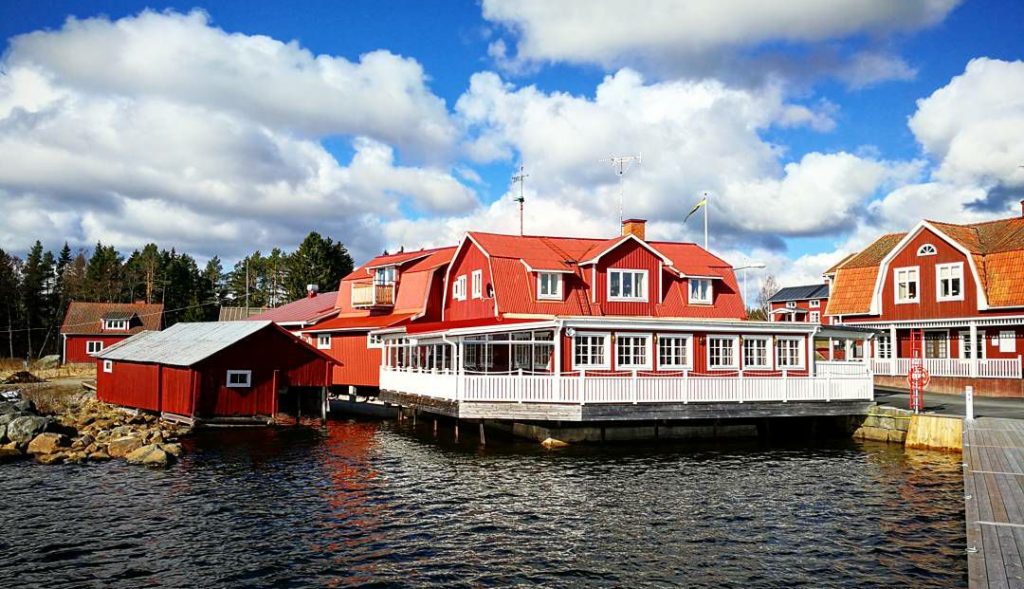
[
  {"x1": 868, "y1": 221, "x2": 988, "y2": 314},
  {"x1": 578, "y1": 234, "x2": 674, "y2": 267}
]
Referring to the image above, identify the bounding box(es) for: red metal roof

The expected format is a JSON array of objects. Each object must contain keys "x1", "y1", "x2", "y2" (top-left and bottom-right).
[
  {"x1": 61, "y1": 302, "x2": 164, "y2": 335},
  {"x1": 304, "y1": 313, "x2": 416, "y2": 332},
  {"x1": 247, "y1": 291, "x2": 338, "y2": 325}
]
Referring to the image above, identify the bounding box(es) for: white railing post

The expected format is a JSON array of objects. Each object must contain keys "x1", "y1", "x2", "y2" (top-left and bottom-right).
[
  {"x1": 579, "y1": 369, "x2": 586, "y2": 405},
  {"x1": 737, "y1": 369, "x2": 744, "y2": 404},
  {"x1": 782, "y1": 369, "x2": 788, "y2": 403},
  {"x1": 683, "y1": 369, "x2": 689, "y2": 404},
  {"x1": 826, "y1": 372, "x2": 832, "y2": 402},
  {"x1": 517, "y1": 368, "x2": 524, "y2": 403},
  {"x1": 631, "y1": 370, "x2": 638, "y2": 404},
  {"x1": 1019, "y1": 355, "x2": 1022, "y2": 379}
]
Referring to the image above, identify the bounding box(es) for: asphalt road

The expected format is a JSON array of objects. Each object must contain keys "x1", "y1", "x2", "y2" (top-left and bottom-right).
[{"x1": 875, "y1": 386, "x2": 1024, "y2": 420}]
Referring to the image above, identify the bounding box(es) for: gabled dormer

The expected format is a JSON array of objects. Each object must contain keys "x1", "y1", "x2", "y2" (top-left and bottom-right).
[{"x1": 101, "y1": 311, "x2": 137, "y2": 331}]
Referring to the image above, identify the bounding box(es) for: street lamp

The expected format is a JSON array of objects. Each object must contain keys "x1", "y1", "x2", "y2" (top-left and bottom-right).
[{"x1": 733, "y1": 262, "x2": 767, "y2": 312}]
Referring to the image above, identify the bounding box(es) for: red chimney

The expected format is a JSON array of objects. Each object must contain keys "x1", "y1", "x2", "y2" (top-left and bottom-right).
[{"x1": 622, "y1": 218, "x2": 647, "y2": 240}]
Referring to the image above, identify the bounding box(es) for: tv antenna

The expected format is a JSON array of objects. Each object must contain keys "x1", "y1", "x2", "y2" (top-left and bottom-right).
[
  {"x1": 604, "y1": 154, "x2": 641, "y2": 229},
  {"x1": 512, "y1": 165, "x2": 529, "y2": 236}
]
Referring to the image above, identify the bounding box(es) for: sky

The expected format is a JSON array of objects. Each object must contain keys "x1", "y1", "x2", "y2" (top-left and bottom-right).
[{"x1": 1, "y1": 0, "x2": 1023, "y2": 289}]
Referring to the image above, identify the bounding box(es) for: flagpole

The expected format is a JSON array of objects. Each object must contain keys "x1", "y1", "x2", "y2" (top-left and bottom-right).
[{"x1": 703, "y1": 192, "x2": 709, "y2": 250}]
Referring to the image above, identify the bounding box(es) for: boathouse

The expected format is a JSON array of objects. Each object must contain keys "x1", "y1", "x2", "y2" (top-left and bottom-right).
[{"x1": 94, "y1": 321, "x2": 333, "y2": 422}]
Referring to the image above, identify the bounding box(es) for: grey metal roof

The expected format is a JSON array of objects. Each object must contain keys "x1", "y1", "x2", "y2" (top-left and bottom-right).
[
  {"x1": 95, "y1": 321, "x2": 273, "y2": 367},
  {"x1": 768, "y1": 284, "x2": 829, "y2": 303}
]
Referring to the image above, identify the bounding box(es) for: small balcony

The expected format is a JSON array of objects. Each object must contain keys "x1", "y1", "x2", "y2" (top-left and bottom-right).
[{"x1": 352, "y1": 281, "x2": 395, "y2": 309}]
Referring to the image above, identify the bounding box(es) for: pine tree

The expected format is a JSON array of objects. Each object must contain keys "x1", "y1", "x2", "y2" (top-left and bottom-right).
[
  {"x1": 0, "y1": 250, "x2": 22, "y2": 359},
  {"x1": 284, "y1": 232, "x2": 354, "y2": 301}
]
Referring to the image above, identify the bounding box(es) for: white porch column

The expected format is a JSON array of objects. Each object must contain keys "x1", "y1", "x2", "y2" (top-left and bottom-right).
[
  {"x1": 553, "y1": 327, "x2": 562, "y2": 377},
  {"x1": 844, "y1": 339, "x2": 852, "y2": 362},
  {"x1": 969, "y1": 321, "x2": 979, "y2": 378},
  {"x1": 829, "y1": 337, "x2": 835, "y2": 361}
]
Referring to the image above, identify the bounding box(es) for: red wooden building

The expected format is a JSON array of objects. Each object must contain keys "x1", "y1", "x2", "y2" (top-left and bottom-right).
[
  {"x1": 767, "y1": 284, "x2": 830, "y2": 325},
  {"x1": 247, "y1": 288, "x2": 339, "y2": 334},
  {"x1": 826, "y1": 205, "x2": 1024, "y2": 396},
  {"x1": 94, "y1": 321, "x2": 333, "y2": 421},
  {"x1": 61, "y1": 302, "x2": 164, "y2": 364}
]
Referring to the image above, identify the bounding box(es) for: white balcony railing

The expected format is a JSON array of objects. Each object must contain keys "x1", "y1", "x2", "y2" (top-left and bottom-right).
[
  {"x1": 379, "y1": 367, "x2": 874, "y2": 405},
  {"x1": 870, "y1": 357, "x2": 1022, "y2": 379}
]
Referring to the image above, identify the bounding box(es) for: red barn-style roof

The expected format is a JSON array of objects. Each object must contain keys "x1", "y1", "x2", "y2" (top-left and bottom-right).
[
  {"x1": 248, "y1": 291, "x2": 339, "y2": 327},
  {"x1": 61, "y1": 302, "x2": 163, "y2": 336}
]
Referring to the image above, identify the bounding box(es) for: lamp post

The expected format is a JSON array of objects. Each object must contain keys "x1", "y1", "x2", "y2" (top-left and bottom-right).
[{"x1": 734, "y1": 262, "x2": 766, "y2": 313}]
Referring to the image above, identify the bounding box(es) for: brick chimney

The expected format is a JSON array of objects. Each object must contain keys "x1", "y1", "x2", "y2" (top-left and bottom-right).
[
  {"x1": 306, "y1": 284, "x2": 319, "y2": 299},
  {"x1": 622, "y1": 218, "x2": 647, "y2": 240}
]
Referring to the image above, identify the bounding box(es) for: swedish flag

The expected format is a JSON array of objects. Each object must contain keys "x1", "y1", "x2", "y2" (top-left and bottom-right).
[{"x1": 684, "y1": 197, "x2": 707, "y2": 223}]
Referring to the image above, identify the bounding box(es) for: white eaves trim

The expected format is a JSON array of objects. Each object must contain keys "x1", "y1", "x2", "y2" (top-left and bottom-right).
[{"x1": 578, "y1": 234, "x2": 674, "y2": 267}]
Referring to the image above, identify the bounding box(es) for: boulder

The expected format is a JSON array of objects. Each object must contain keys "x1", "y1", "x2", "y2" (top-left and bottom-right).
[
  {"x1": 6, "y1": 415, "x2": 51, "y2": 445},
  {"x1": 88, "y1": 451, "x2": 111, "y2": 462},
  {"x1": 125, "y1": 444, "x2": 173, "y2": 467},
  {"x1": 541, "y1": 437, "x2": 569, "y2": 448},
  {"x1": 27, "y1": 433, "x2": 68, "y2": 455},
  {"x1": 0, "y1": 446, "x2": 22, "y2": 462},
  {"x1": 72, "y1": 434, "x2": 94, "y2": 450},
  {"x1": 107, "y1": 435, "x2": 144, "y2": 458},
  {"x1": 64, "y1": 451, "x2": 88, "y2": 464},
  {"x1": 37, "y1": 355, "x2": 60, "y2": 369},
  {"x1": 160, "y1": 443, "x2": 183, "y2": 457},
  {"x1": 0, "y1": 423, "x2": 5, "y2": 443},
  {"x1": 35, "y1": 452, "x2": 65, "y2": 465},
  {"x1": 10, "y1": 399, "x2": 37, "y2": 414}
]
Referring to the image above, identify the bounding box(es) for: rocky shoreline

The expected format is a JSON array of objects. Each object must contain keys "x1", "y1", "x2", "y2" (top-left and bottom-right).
[{"x1": 0, "y1": 393, "x2": 190, "y2": 467}]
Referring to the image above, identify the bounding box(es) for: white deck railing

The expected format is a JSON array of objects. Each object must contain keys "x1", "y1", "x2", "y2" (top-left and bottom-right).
[
  {"x1": 870, "y1": 357, "x2": 1022, "y2": 379},
  {"x1": 379, "y1": 367, "x2": 873, "y2": 404}
]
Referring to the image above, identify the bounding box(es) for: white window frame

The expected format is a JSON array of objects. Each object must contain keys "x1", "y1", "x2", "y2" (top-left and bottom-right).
[
  {"x1": 707, "y1": 335, "x2": 739, "y2": 370},
  {"x1": 317, "y1": 334, "x2": 331, "y2": 350},
  {"x1": 875, "y1": 335, "x2": 892, "y2": 359},
  {"x1": 471, "y1": 270, "x2": 483, "y2": 299},
  {"x1": 86, "y1": 341, "x2": 104, "y2": 354},
  {"x1": 453, "y1": 274, "x2": 467, "y2": 301},
  {"x1": 657, "y1": 334, "x2": 693, "y2": 370},
  {"x1": 537, "y1": 272, "x2": 563, "y2": 301},
  {"x1": 571, "y1": 332, "x2": 610, "y2": 370},
  {"x1": 809, "y1": 299, "x2": 820, "y2": 308},
  {"x1": 102, "y1": 360, "x2": 113, "y2": 373},
  {"x1": 935, "y1": 262, "x2": 964, "y2": 302},
  {"x1": 775, "y1": 336, "x2": 806, "y2": 370},
  {"x1": 742, "y1": 336, "x2": 772, "y2": 370},
  {"x1": 785, "y1": 301, "x2": 796, "y2": 309},
  {"x1": 374, "y1": 266, "x2": 397, "y2": 285},
  {"x1": 226, "y1": 370, "x2": 252, "y2": 388},
  {"x1": 1000, "y1": 330, "x2": 1017, "y2": 354},
  {"x1": 958, "y1": 330, "x2": 987, "y2": 360},
  {"x1": 367, "y1": 333, "x2": 384, "y2": 349},
  {"x1": 607, "y1": 269, "x2": 648, "y2": 302},
  {"x1": 103, "y1": 319, "x2": 129, "y2": 330},
  {"x1": 917, "y1": 243, "x2": 937, "y2": 256},
  {"x1": 894, "y1": 266, "x2": 920, "y2": 304},
  {"x1": 615, "y1": 333, "x2": 652, "y2": 370},
  {"x1": 688, "y1": 278, "x2": 713, "y2": 305},
  {"x1": 809, "y1": 311, "x2": 820, "y2": 323}
]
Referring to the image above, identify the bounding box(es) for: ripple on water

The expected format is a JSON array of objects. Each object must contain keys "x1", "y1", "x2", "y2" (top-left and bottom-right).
[{"x1": 0, "y1": 421, "x2": 966, "y2": 588}]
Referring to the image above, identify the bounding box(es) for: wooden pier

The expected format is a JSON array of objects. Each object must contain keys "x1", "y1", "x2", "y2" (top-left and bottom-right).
[{"x1": 964, "y1": 417, "x2": 1024, "y2": 587}]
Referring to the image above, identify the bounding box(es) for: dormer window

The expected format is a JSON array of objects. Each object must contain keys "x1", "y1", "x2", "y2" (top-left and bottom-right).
[
  {"x1": 608, "y1": 269, "x2": 647, "y2": 302},
  {"x1": 537, "y1": 273, "x2": 563, "y2": 300},
  {"x1": 917, "y1": 244, "x2": 937, "y2": 256},
  {"x1": 103, "y1": 319, "x2": 129, "y2": 330},
  {"x1": 688, "y1": 279, "x2": 712, "y2": 305},
  {"x1": 785, "y1": 301, "x2": 796, "y2": 309},
  {"x1": 374, "y1": 266, "x2": 397, "y2": 285}
]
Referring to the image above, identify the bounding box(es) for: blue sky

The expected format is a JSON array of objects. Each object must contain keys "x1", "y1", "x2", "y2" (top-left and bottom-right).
[{"x1": 0, "y1": 1, "x2": 1022, "y2": 284}]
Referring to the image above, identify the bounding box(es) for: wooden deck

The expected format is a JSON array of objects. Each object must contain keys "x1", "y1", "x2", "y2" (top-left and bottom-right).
[{"x1": 964, "y1": 417, "x2": 1024, "y2": 588}]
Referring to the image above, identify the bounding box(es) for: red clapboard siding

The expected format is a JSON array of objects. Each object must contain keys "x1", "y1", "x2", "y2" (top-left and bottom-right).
[
  {"x1": 160, "y1": 366, "x2": 196, "y2": 416},
  {"x1": 66, "y1": 335, "x2": 131, "y2": 364},
  {"x1": 97, "y1": 361, "x2": 161, "y2": 411},
  {"x1": 595, "y1": 240, "x2": 663, "y2": 316},
  {"x1": 444, "y1": 240, "x2": 496, "y2": 321},
  {"x1": 329, "y1": 332, "x2": 382, "y2": 387},
  {"x1": 879, "y1": 228, "x2": 978, "y2": 321}
]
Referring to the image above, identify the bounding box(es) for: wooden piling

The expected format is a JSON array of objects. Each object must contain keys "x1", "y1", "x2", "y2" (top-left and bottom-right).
[{"x1": 479, "y1": 422, "x2": 486, "y2": 446}]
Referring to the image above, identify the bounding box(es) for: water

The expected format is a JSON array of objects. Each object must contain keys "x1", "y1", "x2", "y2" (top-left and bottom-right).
[{"x1": 1, "y1": 420, "x2": 966, "y2": 588}]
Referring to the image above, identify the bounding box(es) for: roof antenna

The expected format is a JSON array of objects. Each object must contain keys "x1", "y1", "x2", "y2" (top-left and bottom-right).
[
  {"x1": 512, "y1": 164, "x2": 529, "y2": 236},
  {"x1": 604, "y1": 154, "x2": 641, "y2": 230}
]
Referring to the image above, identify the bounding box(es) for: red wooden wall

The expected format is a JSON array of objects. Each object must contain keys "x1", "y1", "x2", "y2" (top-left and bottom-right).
[
  {"x1": 878, "y1": 228, "x2": 978, "y2": 321},
  {"x1": 96, "y1": 361, "x2": 161, "y2": 411},
  {"x1": 443, "y1": 240, "x2": 495, "y2": 321},
  {"x1": 328, "y1": 332, "x2": 383, "y2": 387},
  {"x1": 66, "y1": 334, "x2": 131, "y2": 364},
  {"x1": 593, "y1": 240, "x2": 663, "y2": 316},
  {"x1": 161, "y1": 366, "x2": 196, "y2": 416}
]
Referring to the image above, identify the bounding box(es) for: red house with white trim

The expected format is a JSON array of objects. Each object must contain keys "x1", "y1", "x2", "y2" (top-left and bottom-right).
[
  {"x1": 61, "y1": 302, "x2": 164, "y2": 364},
  {"x1": 826, "y1": 206, "x2": 1024, "y2": 396},
  {"x1": 768, "y1": 284, "x2": 830, "y2": 325}
]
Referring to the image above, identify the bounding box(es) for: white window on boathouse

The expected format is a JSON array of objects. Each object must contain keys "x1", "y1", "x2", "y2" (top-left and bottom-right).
[
  {"x1": 453, "y1": 274, "x2": 467, "y2": 301},
  {"x1": 707, "y1": 336, "x2": 738, "y2": 370},
  {"x1": 102, "y1": 360, "x2": 113, "y2": 373},
  {"x1": 226, "y1": 370, "x2": 252, "y2": 388},
  {"x1": 608, "y1": 269, "x2": 647, "y2": 302},
  {"x1": 688, "y1": 278, "x2": 712, "y2": 305},
  {"x1": 658, "y1": 335, "x2": 692, "y2": 369},
  {"x1": 615, "y1": 334, "x2": 652, "y2": 370},
  {"x1": 742, "y1": 336, "x2": 771, "y2": 369},
  {"x1": 775, "y1": 337, "x2": 805, "y2": 370},
  {"x1": 573, "y1": 333, "x2": 609, "y2": 370}
]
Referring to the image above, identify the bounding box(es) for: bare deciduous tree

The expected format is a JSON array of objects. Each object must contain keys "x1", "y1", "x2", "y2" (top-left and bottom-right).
[{"x1": 754, "y1": 274, "x2": 781, "y2": 320}]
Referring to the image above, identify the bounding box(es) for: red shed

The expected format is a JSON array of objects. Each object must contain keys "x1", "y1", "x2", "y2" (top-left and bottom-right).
[{"x1": 94, "y1": 321, "x2": 333, "y2": 422}]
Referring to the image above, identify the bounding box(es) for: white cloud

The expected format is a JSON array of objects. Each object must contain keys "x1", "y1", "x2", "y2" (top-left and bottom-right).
[
  {"x1": 481, "y1": 0, "x2": 958, "y2": 84},
  {"x1": 838, "y1": 52, "x2": 918, "y2": 89},
  {"x1": 0, "y1": 11, "x2": 477, "y2": 261}
]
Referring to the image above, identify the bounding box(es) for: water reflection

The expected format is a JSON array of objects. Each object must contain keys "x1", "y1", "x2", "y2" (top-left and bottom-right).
[{"x1": 0, "y1": 419, "x2": 965, "y2": 588}]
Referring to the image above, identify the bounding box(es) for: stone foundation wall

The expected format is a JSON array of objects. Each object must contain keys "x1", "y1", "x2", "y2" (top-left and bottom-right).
[
  {"x1": 852, "y1": 406, "x2": 913, "y2": 443},
  {"x1": 875, "y1": 375, "x2": 1024, "y2": 398}
]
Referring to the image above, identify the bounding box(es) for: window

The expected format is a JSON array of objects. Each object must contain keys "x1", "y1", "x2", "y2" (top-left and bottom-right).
[
  {"x1": 785, "y1": 301, "x2": 796, "y2": 309},
  {"x1": 1000, "y1": 330, "x2": 1017, "y2": 353},
  {"x1": 615, "y1": 334, "x2": 651, "y2": 370},
  {"x1": 776, "y1": 337, "x2": 804, "y2": 369},
  {"x1": 537, "y1": 272, "x2": 563, "y2": 300},
  {"x1": 658, "y1": 335, "x2": 692, "y2": 369},
  {"x1": 917, "y1": 243, "x2": 937, "y2": 256},
  {"x1": 102, "y1": 360, "x2": 113, "y2": 373},
  {"x1": 573, "y1": 334, "x2": 609, "y2": 369},
  {"x1": 103, "y1": 319, "x2": 128, "y2": 330},
  {"x1": 809, "y1": 299, "x2": 820, "y2": 308},
  {"x1": 809, "y1": 311, "x2": 820, "y2": 323},
  {"x1": 924, "y1": 331, "x2": 948, "y2": 359},
  {"x1": 875, "y1": 335, "x2": 892, "y2": 359},
  {"x1": 742, "y1": 337, "x2": 771, "y2": 369},
  {"x1": 959, "y1": 331, "x2": 986, "y2": 360},
  {"x1": 374, "y1": 266, "x2": 396, "y2": 285},
  {"x1": 936, "y1": 263, "x2": 963, "y2": 301},
  {"x1": 894, "y1": 267, "x2": 919, "y2": 303},
  {"x1": 689, "y1": 279, "x2": 712, "y2": 304},
  {"x1": 317, "y1": 334, "x2": 331, "y2": 350},
  {"x1": 471, "y1": 270, "x2": 483, "y2": 299},
  {"x1": 86, "y1": 341, "x2": 104, "y2": 354},
  {"x1": 707, "y1": 336, "x2": 738, "y2": 369},
  {"x1": 226, "y1": 370, "x2": 252, "y2": 388},
  {"x1": 452, "y1": 274, "x2": 467, "y2": 301},
  {"x1": 608, "y1": 269, "x2": 647, "y2": 302}
]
